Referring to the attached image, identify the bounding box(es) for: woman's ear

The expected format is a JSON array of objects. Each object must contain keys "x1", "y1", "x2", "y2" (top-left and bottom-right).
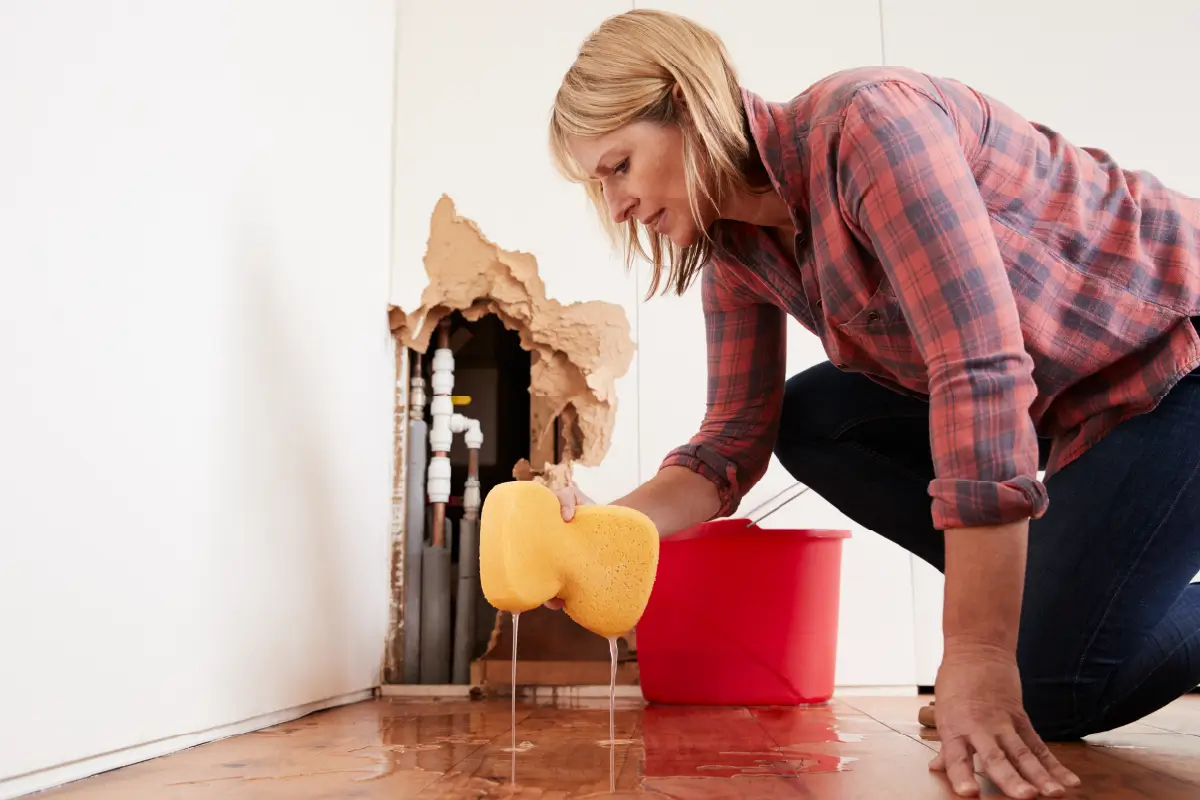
[
  {"x1": 669, "y1": 82, "x2": 691, "y2": 123},
  {"x1": 671, "y1": 82, "x2": 687, "y2": 109}
]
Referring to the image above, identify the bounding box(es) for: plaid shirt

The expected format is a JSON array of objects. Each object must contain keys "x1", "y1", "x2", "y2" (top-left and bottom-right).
[{"x1": 661, "y1": 67, "x2": 1200, "y2": 530}]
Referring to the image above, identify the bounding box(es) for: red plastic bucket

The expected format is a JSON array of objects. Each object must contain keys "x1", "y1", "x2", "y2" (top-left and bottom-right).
[{"x1": 636, "y1": 518, "x2": 850, "y2": 706}]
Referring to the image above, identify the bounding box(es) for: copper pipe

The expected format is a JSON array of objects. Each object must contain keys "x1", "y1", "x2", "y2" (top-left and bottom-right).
[{"x1": 431, "y1": 505, "x2": 447, "y2": 549}]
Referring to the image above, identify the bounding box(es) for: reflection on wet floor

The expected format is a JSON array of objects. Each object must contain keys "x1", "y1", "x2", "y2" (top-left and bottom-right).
[{"x1": 32, "y1": 694, "x2": 1200, "y2": 798}]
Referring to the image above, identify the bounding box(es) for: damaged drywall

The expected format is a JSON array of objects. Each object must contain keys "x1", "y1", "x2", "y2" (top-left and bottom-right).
[
  {"x1": 389, "y1": 195, "x2": 634, "y2": 471},
  {"x1": 383, "y1": 341, "x2": 409, "y2": 685},
  {"x1": 389, "y1": 195, "x2": 636, "y2": 686}
]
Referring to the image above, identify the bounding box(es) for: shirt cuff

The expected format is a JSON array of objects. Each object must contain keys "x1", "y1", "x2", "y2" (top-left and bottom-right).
[
  {"x1": 929, "y1": 475, "x2": 1049, "y2": 530},
  {"x1": 660, "y1": 443, "x2": 742, "y2": 519}
]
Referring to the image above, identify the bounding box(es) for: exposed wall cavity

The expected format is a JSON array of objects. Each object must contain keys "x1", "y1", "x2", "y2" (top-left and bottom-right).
[
  {"x1": 389, "y1": 195, "x2": 634, "y2": 476},
  {"x1": 388, "y1": 196, "x2": 636, "y2": 685}
]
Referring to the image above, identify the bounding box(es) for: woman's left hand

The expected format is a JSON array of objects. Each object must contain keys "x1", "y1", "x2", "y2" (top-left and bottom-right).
[{"x1": 931, "y1": 644, "x2": 1080, "y2": 798}]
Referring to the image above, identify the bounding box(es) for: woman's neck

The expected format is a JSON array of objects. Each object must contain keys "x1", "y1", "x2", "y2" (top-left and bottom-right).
[{"x1": 720, "y1": 186, "x2": 792, "y2": 229}]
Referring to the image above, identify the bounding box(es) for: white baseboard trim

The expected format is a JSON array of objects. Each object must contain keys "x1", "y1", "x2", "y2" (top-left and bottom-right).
[
  {"x1": 0, "y1": 688, "x2": 375, "y2": 800},
  {"x1": 833, "y1": 685, "x2": 919, "y2": 697}
]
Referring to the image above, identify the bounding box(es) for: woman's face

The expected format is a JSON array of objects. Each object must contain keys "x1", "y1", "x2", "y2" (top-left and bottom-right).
[{"x1": 568, "y1": 122, "x2": 715, "y2": 248}]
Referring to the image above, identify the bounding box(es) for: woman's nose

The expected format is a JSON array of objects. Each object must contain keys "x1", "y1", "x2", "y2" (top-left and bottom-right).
[{"x1": 608, "y1": 195, "x2": 636, "y2": 224}]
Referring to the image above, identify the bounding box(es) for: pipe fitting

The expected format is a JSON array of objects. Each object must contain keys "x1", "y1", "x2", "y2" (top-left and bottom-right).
[
  {"x1": 430, "y1": 348, "x2": 455, "y2": 396},
  {"x1": 449, "y1": 414, "x2": 484, "y2": 449},
  {"x1": 462, "y1": 476, "x2": 481, "y2": 515},
  {"x1": 428, "y1": 396, "x2": 455, "y2": 452},
  {"x1": 427, "y1": 456, "x2": 452, "y2": 503}
]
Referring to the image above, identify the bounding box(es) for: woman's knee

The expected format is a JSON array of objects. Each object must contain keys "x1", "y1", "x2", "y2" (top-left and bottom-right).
[
  {"x1": 775, "y1": 364, "x2": 840, "y2": 451},
  {"x1": 773, "y1": 362, "x2": 930, "y2": 468},
  {"x1": 1018, "y1": 645, "x2": 1107, "y2": 740},
  {"x1": 1021, "y1": 685, "x2": 1091, "y2": 741}
]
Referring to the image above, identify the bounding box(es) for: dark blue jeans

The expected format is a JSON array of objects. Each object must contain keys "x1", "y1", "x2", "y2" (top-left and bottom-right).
[{"x1": 774, "y1": 361, "x2": 1200, "y2": 740}]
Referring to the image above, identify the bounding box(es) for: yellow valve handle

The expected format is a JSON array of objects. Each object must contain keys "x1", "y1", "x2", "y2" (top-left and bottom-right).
[{"x1": 451, "y1": 395, "x2": 471, "y2": 406}]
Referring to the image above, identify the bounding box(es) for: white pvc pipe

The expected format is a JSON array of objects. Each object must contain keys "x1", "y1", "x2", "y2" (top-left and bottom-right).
[{"x1": 427, "y1": 345, "x2": 455, "y2": 504}]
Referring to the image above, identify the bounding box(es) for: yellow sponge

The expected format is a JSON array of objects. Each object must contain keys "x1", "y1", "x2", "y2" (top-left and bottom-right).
[{"x1": 479, "y1": 481, "x2": 659, "y2": 638}]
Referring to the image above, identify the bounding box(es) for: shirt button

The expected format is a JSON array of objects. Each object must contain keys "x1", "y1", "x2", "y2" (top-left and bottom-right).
[
  {"x1": 867, "y1": 311, "x2": 880, "y2": 323},
  {"x1": 815, "y1": 299, "x2": 822, "y2": 309}
]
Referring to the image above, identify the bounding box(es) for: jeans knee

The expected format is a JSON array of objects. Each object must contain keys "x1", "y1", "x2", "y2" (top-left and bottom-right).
[
  {"x1": 1022, "y1": 693, "x2": 1088, "y2": 741},
  {"x1": 1019, "y1": 669, "x2": 1102, "y2": 741},
  {"x1": 773, "y1": 363, "x2": 842, "y2": 467}
]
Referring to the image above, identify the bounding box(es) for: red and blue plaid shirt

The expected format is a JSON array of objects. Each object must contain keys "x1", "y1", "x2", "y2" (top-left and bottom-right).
[{"x1": 661, "y1": 67, "x2": 1200, "y2": 530}]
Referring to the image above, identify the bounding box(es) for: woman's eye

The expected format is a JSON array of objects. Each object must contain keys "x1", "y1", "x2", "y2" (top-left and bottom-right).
[{"x1": 614, "y1": 159, "x2": 628, "y2": 174}]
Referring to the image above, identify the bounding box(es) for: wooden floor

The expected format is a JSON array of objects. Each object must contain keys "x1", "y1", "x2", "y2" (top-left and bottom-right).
[{"x1": 36, "y1": 693, "x2": 1200, "y2": 798}]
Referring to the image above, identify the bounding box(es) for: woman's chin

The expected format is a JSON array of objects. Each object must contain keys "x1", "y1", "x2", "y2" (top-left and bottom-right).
[{"x1": 666, "y1": 225, "x2": 701, "y2": 248}]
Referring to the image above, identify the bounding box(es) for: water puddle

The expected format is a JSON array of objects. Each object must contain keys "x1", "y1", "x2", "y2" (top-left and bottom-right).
[{"x1": 695, "y1": 751, "x2": 858, "y2": 777}]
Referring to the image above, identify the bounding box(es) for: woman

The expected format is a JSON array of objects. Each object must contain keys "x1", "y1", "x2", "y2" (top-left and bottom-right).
[{"x1": 544, "y1": 9, "x2": 1200, "y2": 800}]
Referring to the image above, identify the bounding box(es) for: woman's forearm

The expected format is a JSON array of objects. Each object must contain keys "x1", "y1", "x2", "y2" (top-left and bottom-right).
[
  {"x1": 612, "y1": 466, "x2": 721, "y2": 537},
  {"x1": 943, "y1": 521, "x2": 1029, "y2": 653}
]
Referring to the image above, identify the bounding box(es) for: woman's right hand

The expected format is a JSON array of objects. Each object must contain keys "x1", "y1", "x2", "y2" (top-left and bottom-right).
[
  {"x1": 543, "y1": 482, "x2": 593, "y2": 610},
  {"x1": 555, "y1": 482, "x2": 593, "y2": 522}
]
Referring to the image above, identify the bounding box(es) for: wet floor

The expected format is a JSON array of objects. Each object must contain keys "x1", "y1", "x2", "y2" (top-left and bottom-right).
[{"x1": 34, "y1": 694, "x2": 1200, "y2": 798}]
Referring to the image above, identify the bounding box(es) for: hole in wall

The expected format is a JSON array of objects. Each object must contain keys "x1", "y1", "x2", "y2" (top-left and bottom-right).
[
  {"x1": 386, "y1": 196, "x2": 636, "y2": 686},
  {"x1": 413, "y1": 311, "x2": 531, "y2": 660}
]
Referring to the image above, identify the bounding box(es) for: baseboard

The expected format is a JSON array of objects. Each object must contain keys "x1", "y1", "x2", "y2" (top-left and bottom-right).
[
  {"x1": 0, "y1": 688, "x2": 375, "y2": 800},
  {"x1": 833, "y1": 685, "x2": 919, "y2": 697}
]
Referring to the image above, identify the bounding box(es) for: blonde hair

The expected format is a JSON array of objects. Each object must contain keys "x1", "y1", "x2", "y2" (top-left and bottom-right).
[{"x1": 549, "y1": 10, "x2": 758, "y2": 297}]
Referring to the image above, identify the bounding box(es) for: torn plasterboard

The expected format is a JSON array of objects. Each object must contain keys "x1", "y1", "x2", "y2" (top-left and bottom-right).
[
  {"x1": 389, "y1": 195, "x2": 634, "y2": 468},
  {"x1": 511, "y1": 458, "x2": 574, "y2": 492}
]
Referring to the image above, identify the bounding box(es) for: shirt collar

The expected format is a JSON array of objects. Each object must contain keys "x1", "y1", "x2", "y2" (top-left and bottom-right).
[{"x1": 738, "y1": 86, "x2": 810, "y2": 233}]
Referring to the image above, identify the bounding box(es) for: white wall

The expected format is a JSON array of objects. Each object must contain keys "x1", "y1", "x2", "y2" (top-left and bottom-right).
[
  {"x1": 390, "y1": 0, "x2": 640, "y2": 505},
  {"x1": 879, "y1": 0, "x2": 1200, "y2": 684},
  {"x1": 389, "y1": 0, "x2": 920, "y2": 688},
  {"x1": 0, "y1": 1, "x2": 397, "y2": 792}
]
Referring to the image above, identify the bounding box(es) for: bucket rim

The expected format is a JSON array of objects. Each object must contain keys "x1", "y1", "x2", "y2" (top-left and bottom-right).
[{"x1": 664, "y1": 518, "x2": 852, "y2": 543}]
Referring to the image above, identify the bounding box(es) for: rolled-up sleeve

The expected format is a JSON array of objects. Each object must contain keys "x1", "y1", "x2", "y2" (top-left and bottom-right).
[
  {"x1": 659, "y1": 258, "x2": 785, "y2": 519},
  {"x1": 836, "y1": 80, "x2": 1048, "y2": 529}
]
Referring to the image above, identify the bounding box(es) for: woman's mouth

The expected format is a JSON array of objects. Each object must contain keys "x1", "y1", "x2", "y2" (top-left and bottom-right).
[{"x1": 645, "y1": 209, "x2": 666, "y2": 233}]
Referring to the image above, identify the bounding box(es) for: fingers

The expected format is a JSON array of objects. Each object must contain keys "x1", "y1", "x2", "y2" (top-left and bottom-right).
[
  {"x1": 933, "y1": 736, "x2": 980, "y2": 797},
  {"x1": 934, "y1": 723, "x2": 1081, "y2": 799},
  {"x1": 555, "y1": 486, "x2": 576, "y2": 522},
  {"x1": 971, "y1": 731, "x2": 1037, "y2": 800},
  {"x1": 1016, "y1": 721, "x2": 1081, "y2": 789},
  {"x1": 998, "y1": 729, "x2": 1067, "y2": 797},
  {"x1": 555, "y1": 482, "x2": 593, "y2": 521},
  {"x1": 548, "y1": 481, "x2": 592, "y2": 609}
]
